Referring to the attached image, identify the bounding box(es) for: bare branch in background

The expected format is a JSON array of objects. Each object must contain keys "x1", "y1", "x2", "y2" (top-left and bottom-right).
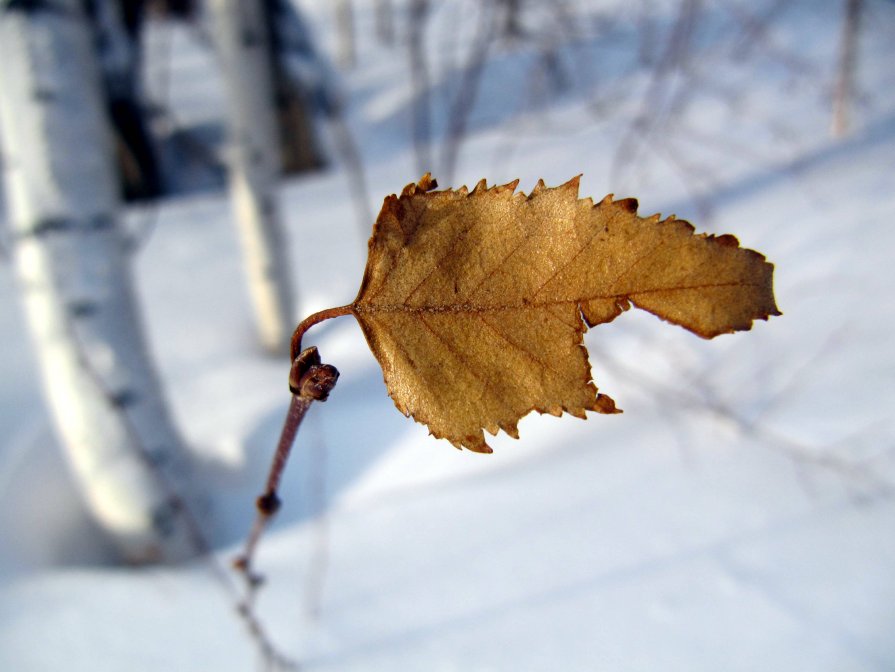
[
  {"x1": 499, "y1": 0, "x2": 524, "y2": 40},
  {"x1": 329, "y1": 111, "x2": 374, "y2": 236},
  {"x1": 440, "y1": 3, "x2": 496, "y2": 184},
  {"x1": 832, "y1": 0, "x2": 863, "y2": 137},
  {"x1": 588, "y1": 336, "x2": 895, "y2": 498},
  {"x1": 636, "y1": 0, "x2": 658, "y2": 66},
  {"x1": 727, "y1": 0, "x2": 810, "y2": 72},
  {"x1": 610, "y1": 0, "x2": 701, "y2": 188},
  {"x1": 374, "y1": 0, "x2": 394, "y2": 45},
  {"x1": 408, "y1": 0, "x2": 433, "y2": 176},
  {"x1": 335, "y1": 0, "x2": 356, "y2": 68}
]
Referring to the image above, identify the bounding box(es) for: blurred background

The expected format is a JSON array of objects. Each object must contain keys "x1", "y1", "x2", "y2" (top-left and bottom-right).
[{"x1": 0, "y1": 0, "x2": 893, "y2": 670}]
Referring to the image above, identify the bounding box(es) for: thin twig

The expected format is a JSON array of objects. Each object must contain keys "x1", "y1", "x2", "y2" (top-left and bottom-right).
[
  {"x1": 235, "y1": 394, "x2": 313, "y2": 581},
  {"x1": 374, "y1": 0, "x2": 395, "y2": 45},
  {"x1": 233, "y1": 347, "x2": 339, "y2": 612},
  {"x1": 727, "y1": 0, "x2": 813, "y2": 74}
]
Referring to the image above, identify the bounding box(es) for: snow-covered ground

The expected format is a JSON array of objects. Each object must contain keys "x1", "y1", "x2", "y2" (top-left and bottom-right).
[{"x1": 1, "y1": 1, "x2": 894, "y2": 670}]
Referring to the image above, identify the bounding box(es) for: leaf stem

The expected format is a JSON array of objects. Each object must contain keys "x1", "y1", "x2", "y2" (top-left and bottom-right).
[{"x1": 290, "y1": 304, "x2": 353, "y2": 359}]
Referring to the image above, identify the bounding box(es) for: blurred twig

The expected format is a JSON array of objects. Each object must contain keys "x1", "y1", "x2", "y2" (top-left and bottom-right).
[
  {"x1": 328, "y1": 109, "x2": 373, "y2": 235},
  {"x1": 374, "y1": 0, "x2": 395, "y2": 45},
  {"x1": 408, "y1": 0, "x2": 434, "y2": 175},
  {"x1": 726, "y1": 0, "x2": 811, "y2": 73},
  {"x1": 831, "y1": 0, "x2": 863, "y2": 137},
  {"x1": 335, "y1": 0, "x2": 357, "y2": 68},
  {"x1": 610, "y1": 0, "x2": 700, "y2": 187},
  {"x1": 440, "y1": 3, "x2": 496, "y2": 184},
  {"x1": 589, "y1": 339, "x2": 895, "y2": 497}
]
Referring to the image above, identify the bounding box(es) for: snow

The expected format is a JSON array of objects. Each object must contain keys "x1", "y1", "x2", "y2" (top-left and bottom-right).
[{"x1": 2, "y1": 0, "x2": 894, "y2": 670}]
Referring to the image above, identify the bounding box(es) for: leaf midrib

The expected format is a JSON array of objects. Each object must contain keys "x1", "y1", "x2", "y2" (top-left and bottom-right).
[{"x1": 354, "y1": 280, "x2": 759, "y2": 315}]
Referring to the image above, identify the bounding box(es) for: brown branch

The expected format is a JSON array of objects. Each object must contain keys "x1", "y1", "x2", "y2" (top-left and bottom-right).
[{"x1": 233, "y1": 347, "x2": 339, "y2": 611}]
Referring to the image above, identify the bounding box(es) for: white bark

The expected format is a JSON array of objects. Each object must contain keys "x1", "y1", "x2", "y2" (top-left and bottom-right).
[
  {"x1": 0, "y1": 2, "x2": 197, "y2": 562},
  {"x1": 209, "y1": 0, "x2": 295, "y2": 354}
]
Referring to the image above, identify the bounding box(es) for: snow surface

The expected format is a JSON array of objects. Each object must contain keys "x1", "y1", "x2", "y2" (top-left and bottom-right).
[{"x1": 2, "y1": 0, "x2": 894, "y2": 670}]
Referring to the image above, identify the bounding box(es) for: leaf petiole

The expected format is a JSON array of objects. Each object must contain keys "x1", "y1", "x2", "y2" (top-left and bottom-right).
[{"x1": 290, "y1": 304, "x2": 353, "y2": 359}]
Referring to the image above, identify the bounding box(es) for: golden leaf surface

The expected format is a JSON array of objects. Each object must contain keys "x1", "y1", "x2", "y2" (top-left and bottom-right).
[{"x1": 300, "y1": 175, "x2": 780, "y2": 453}]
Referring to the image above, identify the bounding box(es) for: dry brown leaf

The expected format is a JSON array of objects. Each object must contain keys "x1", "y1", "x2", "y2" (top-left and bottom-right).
[{"x1": 294, "y1": 175, "x2": 780, "y2": 453}]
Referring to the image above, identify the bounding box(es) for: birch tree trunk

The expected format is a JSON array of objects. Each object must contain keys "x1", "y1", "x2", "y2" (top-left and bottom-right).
[
  {"x1": 209, "y1": 0, "x2": 295, "y2": 354},
  {"x1": 0, "y1": 1, "x2": 197, "y2": 562}
]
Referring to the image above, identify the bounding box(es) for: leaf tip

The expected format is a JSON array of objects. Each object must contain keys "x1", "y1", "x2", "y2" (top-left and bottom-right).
[
  {"x1": 442, "y1": 427, "x2": 493, "y2": 453},
  {"x1": 499, "y1": 421, "x2": 520, "y2": 440},
  {"x1": 593, "y1": 394, "x2": 621, "y2": 414},
  {"x1": 712, "y1": 233, "x2": 740, "y2": 248},
  {"x1": 615, "y1": 197, "x2": 638, "y2": 213},
  {"x1": 418, "y1": 173, "x2": 438, "y2": 192},
  {"x1": 559, "y1": 174, "x2": 583, "y2": 197},
  {"x1": 497, "y1": 178, "x2": 520, "y2": 194},
  {"x1": 401, "y1": 174, "x2": 438, "y2": 198},
  {"x1": 664, "y1": 216, "x2": 695, "y2": 232},
  {"x1": 466, "y1": 435, "x2": 493, "y2": 453}
]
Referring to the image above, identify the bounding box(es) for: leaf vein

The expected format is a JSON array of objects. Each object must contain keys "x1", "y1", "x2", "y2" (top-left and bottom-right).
[
  {"x1": 530, "y1": 216, "x2": 609, "y2": 300},
  {"x1": 356, "y1": 280, "x2": 759, "y2": 316},
  {"x1": 417, "y1": 313, "x2": 514, "y2": 419},
  {"x1": 476, "y1": 313, "x2": 564, "y2": 382}
]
